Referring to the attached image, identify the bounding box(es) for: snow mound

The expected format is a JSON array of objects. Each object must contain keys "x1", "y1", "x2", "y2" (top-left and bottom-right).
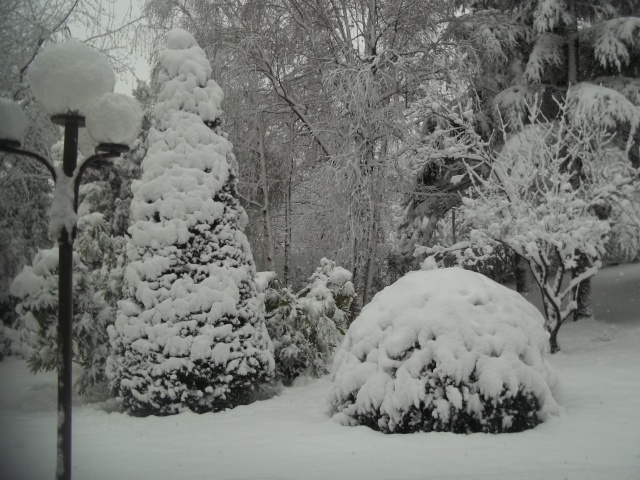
[
  {"x1": 28, "y1": 38, "x2": 115, "y2": 116},
  {"x1": 255, "y1": 271, "x2": 277, "y2": 293},
  {"x1": 329, "y1": 267, "x2": 560, "y2": 434}
]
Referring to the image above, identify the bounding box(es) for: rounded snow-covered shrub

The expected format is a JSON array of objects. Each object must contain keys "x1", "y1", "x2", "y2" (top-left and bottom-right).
[{"x1": 329, "y1": 267, "x2": 560, "y2": 434}]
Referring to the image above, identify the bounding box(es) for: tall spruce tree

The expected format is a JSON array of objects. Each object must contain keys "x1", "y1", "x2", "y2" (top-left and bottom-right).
[{"x1": 107, "y1": 28, "x2": 274, "y2": 416}]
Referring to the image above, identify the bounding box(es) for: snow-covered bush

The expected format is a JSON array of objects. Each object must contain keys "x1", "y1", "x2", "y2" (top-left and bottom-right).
[
  {"x1": 329, "y1": 268, "x2": 560, "y2": 434},
  {"x1": 266, "y1": 258, "x2": 355, "y2": 384},
  {"x1": 603, "y1": 196, "x2": 640, "y2": 265},
  {"x1": 107, "y1": 29, "x2": 274, "y2": 416},
  {"x1": 265, "y1": 286, "x2": 309, "y2": 384},
  {"x1": 9, "y1": 247, "x2": 108, "y2": 393}
]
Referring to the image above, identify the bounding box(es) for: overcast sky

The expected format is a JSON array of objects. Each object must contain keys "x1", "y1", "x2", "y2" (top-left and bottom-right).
[
  {"x1": 69, "y1": 0, "x2": 151, "y2": 94},
  {"x1": 114, "y1": 0, "x2": 150, "y2": 94}
]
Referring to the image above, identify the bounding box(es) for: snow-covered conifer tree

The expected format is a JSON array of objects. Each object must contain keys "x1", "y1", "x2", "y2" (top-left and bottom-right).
[{"x1": 107, "y1": 29, "x2": 274, "y2": 416}]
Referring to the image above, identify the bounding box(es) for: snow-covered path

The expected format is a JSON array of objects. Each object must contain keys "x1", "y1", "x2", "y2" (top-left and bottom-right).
[{"x1": 1, "y1": 265, "x2": 640, "y2": 480}]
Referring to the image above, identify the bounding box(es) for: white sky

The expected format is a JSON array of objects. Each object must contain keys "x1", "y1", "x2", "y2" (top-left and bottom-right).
[
  {"x1": 111, "y1": 0, "x2": 151, "y2": 94},
  {"x1": 69, "y1": 0, "x2": 151, "y2": 95},
  {"x1": 114, "y1": 54, "x2": 150, "y2": 95}
]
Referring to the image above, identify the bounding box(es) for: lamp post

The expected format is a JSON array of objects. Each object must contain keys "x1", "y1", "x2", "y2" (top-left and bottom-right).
[{"x1": 0, "y1": 39, "x2": 142, "y2": 480}]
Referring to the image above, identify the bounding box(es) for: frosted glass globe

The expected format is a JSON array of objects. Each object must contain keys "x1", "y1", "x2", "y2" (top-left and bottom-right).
[
  {"x1": 85, "y1": 93, "x2": 143, "y2": 147},
  {"x1": 28, "y1": 39, "x2": 115, "y2": 117}
]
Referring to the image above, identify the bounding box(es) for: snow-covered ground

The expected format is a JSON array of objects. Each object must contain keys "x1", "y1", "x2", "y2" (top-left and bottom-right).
[{"x1": 1, "y1": 264, "x2": 639, "y2": 480}]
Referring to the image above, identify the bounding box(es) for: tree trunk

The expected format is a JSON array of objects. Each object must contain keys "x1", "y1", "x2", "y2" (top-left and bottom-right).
[
  {"x1": 348, "y1": 231, "x2": 362, "y2": 324},
  {"x1": 540, "y1": 289, "x2": 562, "y2": 353},
  {"x1": 573, "y1": 254, "x2": 594, "y2": 321},
  {"x1": 362, "y1": 193, "x2": 381, "y2": 306},
  {"x1": 565, "y1": 0, "x2": 593, "y2": 320},
  {"x1": 514, "y1": 254, "x2": 530, "y2": 293},
  {"x1": 361, "y1": 135, "x2": 385, "y2": 306},
  {"x1": 451, "y1": 209, "x2": 456, "y2": 244},
  {"x1": 549, "y1": 329, "x2": 560, "y2": 354},
  {"x1": 284, "y1": 155, "x2": 293, "y2": 286},
  {"x1": 566, "y1": 0, "x2": 579, "y2": 86},
  {"x1": 257, "y1": 119, "x2": 275, "y2": 272}
]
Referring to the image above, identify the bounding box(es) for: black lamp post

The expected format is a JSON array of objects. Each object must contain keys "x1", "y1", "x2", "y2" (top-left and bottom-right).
[
  {"x1": 0, "y1": 120, "x2": 126, "y2": 480},
  {"x1": 0, "y1": 39, "x2": 141, "y2": 480}
]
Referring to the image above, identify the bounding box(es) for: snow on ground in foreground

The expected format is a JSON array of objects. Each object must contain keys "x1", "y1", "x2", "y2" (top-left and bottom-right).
[{"x1": 1, "y1": 265, "x2": 640, "y2": 480}]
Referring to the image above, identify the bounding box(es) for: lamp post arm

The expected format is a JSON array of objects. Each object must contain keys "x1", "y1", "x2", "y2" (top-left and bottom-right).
[
  {"x1": 0, "y1": 145, "x2": 57, "y2": 180},
  {"x1": 73, "y1": 152, "x2": 120, "y2": 206}
]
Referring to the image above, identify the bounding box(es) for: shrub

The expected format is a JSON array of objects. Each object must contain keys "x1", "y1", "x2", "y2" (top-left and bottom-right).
[
  {"x1": 266, "y1": 258, "x2": 356, "y2": 385},
  {"x1": 329, "y1": 267, "x2": 559, "y2": 434},
  {"x1": 603, "y1": 197, "x2": 640, "y2": 265},
  {"x1": 10, "y1": 248, "x2": 108, "y2": 393}
]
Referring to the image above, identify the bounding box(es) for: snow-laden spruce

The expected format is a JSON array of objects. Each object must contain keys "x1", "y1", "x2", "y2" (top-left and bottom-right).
[
  {"x1": 107, "y1": 28, "x2": 274, "y2": 416},
  {"x1": 329, "y1": 268, "x2": 560, "y2": 434}
]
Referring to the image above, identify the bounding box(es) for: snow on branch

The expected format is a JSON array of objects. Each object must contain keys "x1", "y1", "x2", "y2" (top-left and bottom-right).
[
  {"x1": 524, "y1": 33, "x2": 565, "y2": 84},
  {"x1": 567, "y1": 83, "x2": 639, "y2": 149},
  {"x1": 414, "y1": 97, "x2": 640, "y2": 352},
  {"x1": 445, "y1": 10, "x2": 534, "y2": 68},
  {"x1": 591, "y1": 76, "x2": 640, "y2": 106},
  {"x1": 492, "y1": 85, "x2": 538, "y2": 128},
  {"x1": 591, "y1": 17, "x2": 640, "y2": 71},
  {"x1": 533, "y1": 0, "x2": 574, "y2": 33}
]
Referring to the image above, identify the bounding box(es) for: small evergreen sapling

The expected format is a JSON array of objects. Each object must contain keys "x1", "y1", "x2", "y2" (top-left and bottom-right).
[{"x1": 265, "y1": 258, "x2": 355, "y2": 384}]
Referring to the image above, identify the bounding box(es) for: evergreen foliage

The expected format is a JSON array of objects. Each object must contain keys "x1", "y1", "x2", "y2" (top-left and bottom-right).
[
  {"x1": 9, "y1": 248, "x2": 108, "y2": 393},
  {"x1": 107, "y1": 29, "x2": 274, "y2": 416},
  {"x1": 329, "y1": 268, "x2": 560, "y2": 434},
  {"x1": 0, "y1": 102, "x2": 57, "y2": 326},
  {"x1": 265, "y1": 258, "x2": 355, "y2": 385},
  {"x1": 418, "y1": 99, "x2": 640, "y2": 352}
]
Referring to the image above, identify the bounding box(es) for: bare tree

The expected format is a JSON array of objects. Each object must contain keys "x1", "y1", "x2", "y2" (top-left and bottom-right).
[{"x1": 143, "y1": 0, "x2": 463, "y2": 313}]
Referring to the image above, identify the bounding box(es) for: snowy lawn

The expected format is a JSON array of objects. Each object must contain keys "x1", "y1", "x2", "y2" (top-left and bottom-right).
[{"x1": 1, "y1": 265, "x2": 640, "y2": 480}]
